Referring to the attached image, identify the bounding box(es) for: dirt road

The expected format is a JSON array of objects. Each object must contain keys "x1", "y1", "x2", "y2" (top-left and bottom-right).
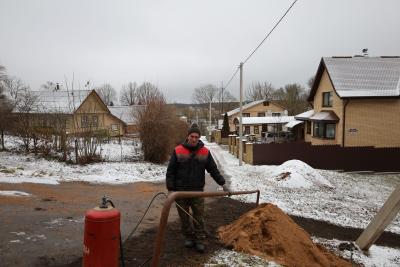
[{"x1": 1, "y1": 178, "x2": 399, "y2": 267}]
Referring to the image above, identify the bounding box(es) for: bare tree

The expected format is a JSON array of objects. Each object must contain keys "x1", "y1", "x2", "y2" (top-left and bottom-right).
[
  {"x1": 0, "y1": 65, "x2": 6, "y2": 82},
  {"x1": 3, "y1": 76, "x2": 29, "y2": 100},
  {"x1": 12, "y1": 89, "x2": 40, "y2": 151},
  {"x1": 0, "y1": 70, "x2": 14, "y2": 150},
  {"x1": 41, "y1": 81, "x2": 57, "y2": 91},
  {"x1": 220, "y1": 90, "x2": 237, "y2": 114},
  {"x1": 95, "y1": 83, "x2": 117, "y2": 105},
  {"x1": 274, "y1": 83, "x2": 309, "y2": 115},
  {"x1": 192, "y1": 84, "x2": 219, "y2": 104},
  {"x1": 136, "y1": 82, "x2": 164, "y2": 105},
  {"x1": 120, "y1": 82, "x2": 138, "y2": 105},
  {"x1": 246, "y1": 82, "x2": 275, "y2": 101},
  {"x1": 307, "y1": 76, "x2": 315, "y2": 90}
]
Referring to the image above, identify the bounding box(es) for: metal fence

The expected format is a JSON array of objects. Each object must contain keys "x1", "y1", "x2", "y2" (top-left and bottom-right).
[{"x1": 252, "y1": 142, "x2": 400, "y2": 172}]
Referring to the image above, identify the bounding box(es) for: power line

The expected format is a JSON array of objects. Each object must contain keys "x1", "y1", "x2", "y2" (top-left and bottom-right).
[
  {"x1": 222, "y1": 0, "x2": 298, "y2": 93},
  {"x1": 243, "y1": 0, "x2": 298, "y2": 64},
  {"x1": 223, "y1": 67, "x2": 240, "y2": 91}
]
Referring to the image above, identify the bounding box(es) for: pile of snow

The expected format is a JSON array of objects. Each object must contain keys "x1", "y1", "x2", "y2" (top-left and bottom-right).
[
  {"x1": 272, "y1": 160, "x2": 333, "y2": 189},
  {"x1": 0, "y1": 191, "x2": 31, "y2": 197}
]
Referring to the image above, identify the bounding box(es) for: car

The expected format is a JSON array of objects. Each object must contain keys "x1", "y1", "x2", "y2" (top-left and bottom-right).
[{"x1": 261, "y1": 131, "x2": 291, "y2": 143}]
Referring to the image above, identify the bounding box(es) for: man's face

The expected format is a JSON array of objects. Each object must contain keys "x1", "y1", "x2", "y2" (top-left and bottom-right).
[{"x1": 187, "y1": 133, "x2": 200, "y2": 146}]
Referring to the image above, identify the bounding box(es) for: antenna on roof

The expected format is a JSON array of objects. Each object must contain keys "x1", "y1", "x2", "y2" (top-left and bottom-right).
[{"x1": 362, "y1": 48, "x2": 369, "y2": 57}]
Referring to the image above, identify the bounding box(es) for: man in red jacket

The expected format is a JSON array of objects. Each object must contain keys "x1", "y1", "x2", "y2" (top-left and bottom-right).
[{"x1": 166, "y1": 123, "x2": 229, "y2": 252}]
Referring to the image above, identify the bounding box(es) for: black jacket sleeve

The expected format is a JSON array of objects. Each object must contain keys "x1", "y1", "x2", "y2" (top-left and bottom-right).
[
  {"x1": 166, "y1": 150, "x2": 177, "y2": 191},
  {"x1": 205, "y1": 152, "x2": 225, "y2": 186}
]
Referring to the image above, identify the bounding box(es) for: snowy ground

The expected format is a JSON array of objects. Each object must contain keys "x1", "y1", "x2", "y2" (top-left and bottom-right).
[
  {"x1": 0, "y1": 151, "x2": 165, "y2": 185},
  {"x1": 1, "y1": 135, "x2": 400, "y2": 266},
  {"x1": 0, "y1": 135, "x2": 159, "y2": 184},
  {"x1": 204, "y1": 139, "x2": 400, "y2": 267}
]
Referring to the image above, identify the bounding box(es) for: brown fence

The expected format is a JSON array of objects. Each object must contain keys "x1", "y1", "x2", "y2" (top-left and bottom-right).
[{"x1": 253, "y1": 142, "x2": 400, "y2": 171}]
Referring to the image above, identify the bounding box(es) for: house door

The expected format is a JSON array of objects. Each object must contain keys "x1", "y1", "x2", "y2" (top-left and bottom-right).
[{"x1": 262, "y1": 124, "x2": 268, "y2": 132}]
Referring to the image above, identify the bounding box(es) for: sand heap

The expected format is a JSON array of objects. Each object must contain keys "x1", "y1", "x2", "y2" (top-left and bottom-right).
[{"x1": 218, "y1": 203, "x2": 352, "y2": 267}]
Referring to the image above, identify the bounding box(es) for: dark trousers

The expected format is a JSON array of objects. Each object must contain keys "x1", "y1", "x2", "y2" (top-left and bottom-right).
[{"x1": 175, "y1": 197, "x2": 206, "y2": 241}]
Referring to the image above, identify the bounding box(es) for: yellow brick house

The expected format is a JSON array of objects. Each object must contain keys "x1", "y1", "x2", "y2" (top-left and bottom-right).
[
  {"x1": 226, "y1": 100, "x2": 288, "y2": 135},
  {"x1": 296, "y1": 56, "x2": 400, "y2": 148}
]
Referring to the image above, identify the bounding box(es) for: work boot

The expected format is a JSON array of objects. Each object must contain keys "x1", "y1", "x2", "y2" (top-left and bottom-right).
[
  {"x1": 184, "y1": 239, "x2": 195, "y2": 248},
  {"x1": 195, "y1": 241, "x2": 205, "y2": 253}
]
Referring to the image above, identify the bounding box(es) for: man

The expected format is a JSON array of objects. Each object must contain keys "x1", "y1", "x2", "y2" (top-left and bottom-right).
[{"x1": 166, "y1": 123, "x2": 229, "y2": 253}]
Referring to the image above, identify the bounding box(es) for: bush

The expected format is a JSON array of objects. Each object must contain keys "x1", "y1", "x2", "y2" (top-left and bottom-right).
[{"x1": 136, "y1": 99, "x2": 187, "y2": 163}]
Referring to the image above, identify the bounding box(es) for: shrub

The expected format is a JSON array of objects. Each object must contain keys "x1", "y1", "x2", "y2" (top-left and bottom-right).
[{"x1": 136, "y1": 99, "x2": 187, "y2": 163}]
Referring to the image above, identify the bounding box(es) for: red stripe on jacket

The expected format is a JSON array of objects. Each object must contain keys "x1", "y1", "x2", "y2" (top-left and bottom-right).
[{"x1": 175, "y1": 145, "x2": 209, "y2": 156}]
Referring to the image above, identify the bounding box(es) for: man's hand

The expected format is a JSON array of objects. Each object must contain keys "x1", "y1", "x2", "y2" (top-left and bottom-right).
[{"x1": 222, "y1": 184, "x2": 230, "y2": 192}]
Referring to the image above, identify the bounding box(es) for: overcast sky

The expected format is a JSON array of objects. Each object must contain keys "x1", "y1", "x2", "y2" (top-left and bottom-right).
[{"x1": 1, "y1": 0, "x2": 399, "y2": 103}]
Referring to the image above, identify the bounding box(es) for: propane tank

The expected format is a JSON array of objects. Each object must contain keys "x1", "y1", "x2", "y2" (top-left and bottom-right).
[{"x1": 83, "y1": 196, "x2": 121, "y2": 267}]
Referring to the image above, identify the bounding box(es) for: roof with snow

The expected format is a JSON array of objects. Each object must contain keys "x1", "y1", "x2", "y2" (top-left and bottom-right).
[
  {"x1": 240, "y1": 116, "x2": 295, "y2": 125},
  {"x1": 309, "y1": 111, "x2": 339, "y2": 122},
  {"x1": 285, "y1": 120, "x2": 304, "y2": 128},
  {"x1": 294, "y1": 110, "x2": 314, "y2": 121},
  {"x1": 14, "y1": 90, "x2": 92, "y2": 114},
  {"x1": 226, "y1": 100, "x2": 286, "y2": 117},
  {"x1": 108, "y1": 105, "x2": 145, "y2": 125},
  {"x1": 309, "y1": 56, "x2": 400, "y2": 101}
]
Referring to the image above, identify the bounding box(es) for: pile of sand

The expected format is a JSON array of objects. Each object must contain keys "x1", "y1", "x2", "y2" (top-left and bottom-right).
[{"x1": 218, "y1": 203, "x2": 352, "y2": 267}]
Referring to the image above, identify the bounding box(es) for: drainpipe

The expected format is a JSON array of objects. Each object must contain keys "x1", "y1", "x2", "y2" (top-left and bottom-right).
[
  {"x1": 342, "y1": 100, "x2": 349, "y2": 147},
  {"x1": 151, "y1": 190, "x2": 260, "y2": 267}
]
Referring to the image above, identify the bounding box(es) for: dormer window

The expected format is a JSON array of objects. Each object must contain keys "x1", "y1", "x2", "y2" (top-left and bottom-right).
[{"x1": 322, "y1": 92, "x2": 333, "y2": 107}]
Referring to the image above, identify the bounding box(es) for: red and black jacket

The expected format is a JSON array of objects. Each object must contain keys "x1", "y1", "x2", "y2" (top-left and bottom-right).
[{"x1": 166, "y1": 140, "x2": 225, "y2": 191}]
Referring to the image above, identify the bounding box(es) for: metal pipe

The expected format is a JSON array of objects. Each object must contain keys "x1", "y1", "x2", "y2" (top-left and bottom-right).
[{"x1": 151, "y1": 190, "x2": 260, "y2": 267}]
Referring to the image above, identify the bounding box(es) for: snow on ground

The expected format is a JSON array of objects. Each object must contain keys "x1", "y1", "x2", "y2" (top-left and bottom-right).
[
  {"x1": 100, "y1": 139, "x2": 142, "y2": 162},
  {"x1": 207, "y1": 249, "x2": 281, "y2": 267},
  {"x1": 314, "y1": 237, "x2": 400, "y2": 267},
  {"x1": 0, "y1": 190, "x2": 31, "y2": 197},
  {"x1": 204, "y1": 140, "x2": 400, "y2": 234},
  {"x1": 204, "y1": 139, "x2": 400, "y2": 266},
  {"x1": 0, "y1": 151, "x2": 166, "y2": 185},
  {"x1": 2, "y1": 135, "x2": 400, "y2": 265},
  {"x1": 1, "y1": 135, "x2": 143, "y2": 162}
]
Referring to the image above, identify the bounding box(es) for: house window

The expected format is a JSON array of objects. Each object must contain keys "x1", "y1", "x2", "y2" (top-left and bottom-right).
[
  {"x1": 313, "y1": 122, "x2": 335, "y2": 139},
  {"x1": 92, "y1": 115, "x2": 98, "y2": 128},
  {"x1": 272, "y1": 112, "x2": 281, "y2": 117},
  {"x1": 306, "y1": 121, "x2": 311, "y2": 134},
  {"x1": 254, "y1": 126, "x2": 259, "y2": 134},
  {"x1": 243, "y1": 113, "x2": 250, "y2": 117},
  {"x1": 313, "y1": 122, "x2": 324, "y2": 137},
  {"x1": 244, "y1": 126, "x2": 250, "y2": 135},
  {"x1": 258, "y1": 112, "x2": 265, "y2": 117},
  {"x1": 81, "y1": 115, "x2": 89, "y2": 128},
  {"x1": 326, "y1": 124, "x2": 336, "y2": 139},
  {"x1": 323, "y1": 92, "x2": 333, "y2": 107},
  {"x1": 111, "y1": 124, "x2": 119, "y2": 131},
  {"x1": 263, "y1": 101, "x2": 269, "y2": 106}
]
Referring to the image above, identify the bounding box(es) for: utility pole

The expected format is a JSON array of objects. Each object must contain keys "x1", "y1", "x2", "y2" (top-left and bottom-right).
[
  {"x1": 239, "y1": 62, "x2": 244, "y2": 166},
  {"x1": 209, "y1": 101, "x2": 212, "y2": 137},
  {"x1": 221, "y1": 81, "x2": 224, "y2": 115}
]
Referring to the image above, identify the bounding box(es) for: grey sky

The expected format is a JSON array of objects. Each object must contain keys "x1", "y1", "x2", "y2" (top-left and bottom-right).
[{"x1": 1, "y1": 0, "x2": 399, "y2": 103}]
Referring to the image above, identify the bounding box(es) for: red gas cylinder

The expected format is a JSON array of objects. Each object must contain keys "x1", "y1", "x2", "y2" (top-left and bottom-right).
[{"x1": 83, "y1": 199, "x2": 121, "y2": 267}]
